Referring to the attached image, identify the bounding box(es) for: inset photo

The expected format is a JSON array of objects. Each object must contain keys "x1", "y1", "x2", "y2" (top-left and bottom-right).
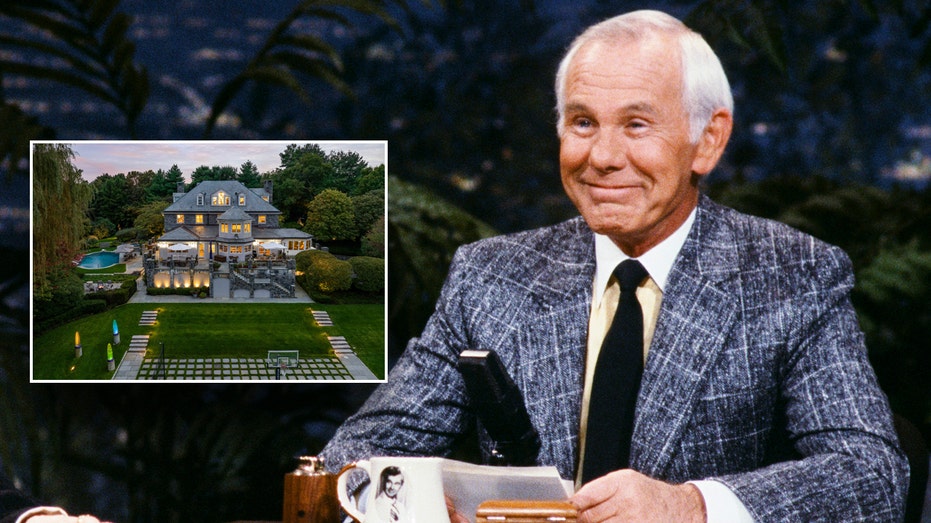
[{"x1": 31, "y1": 140, "x2": 386, "y2": 383}]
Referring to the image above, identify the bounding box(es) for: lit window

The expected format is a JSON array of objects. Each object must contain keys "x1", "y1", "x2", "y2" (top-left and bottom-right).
[
  {"x1": 232, "y1": 224, "x2": 242, "y2": 233},
  {"x1": 244, "y1": 223, "x2": 251, "y2": 233},
  {"x1": 195, "y1": 215, "x2": 204, "y2": 224},
  {"x1": 238, "y1": 194, "x2": 245, "y2": 206},
  {"x1": 212, "y1": 191, "x2": 230, "y2": 206},
  {"x1": 258, "y1": 215, "x2": 266, "y2": 224},
  {"x1": 221, "y1": 223, "x2": 229, "y2": 233},
  {"x1": 176, "y1": 214, "x2": 184, "y2": 224}
]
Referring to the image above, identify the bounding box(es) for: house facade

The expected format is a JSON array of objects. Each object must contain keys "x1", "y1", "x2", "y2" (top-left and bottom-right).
[
  {"x1": 145, "y1": 180, "x2": 313, "y2": 298},
  {"x1": 157, "y1": 180, "x2": 312, "y2": 263}
]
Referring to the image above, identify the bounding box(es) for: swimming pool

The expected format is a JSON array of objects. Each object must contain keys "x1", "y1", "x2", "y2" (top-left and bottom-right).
[{"x1": 77, "y1": 251, "x2": 120, "y2": 269}]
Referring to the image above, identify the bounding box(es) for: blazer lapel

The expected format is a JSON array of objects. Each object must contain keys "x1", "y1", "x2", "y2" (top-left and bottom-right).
[
  {"x1": 513, "y1": 218, "x2": 595, "y2": 479},
  {"x1": 631, "y1": 196, "x2": 742, "y2": 478}
]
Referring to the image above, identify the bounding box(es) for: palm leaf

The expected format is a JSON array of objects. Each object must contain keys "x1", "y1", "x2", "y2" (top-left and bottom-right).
[
  {"x1": 0, "y1": 0, "x2": 149, "y2": 135},
  {"x1": 202, "y1": 0, "x2": 409, "y2": 137}
]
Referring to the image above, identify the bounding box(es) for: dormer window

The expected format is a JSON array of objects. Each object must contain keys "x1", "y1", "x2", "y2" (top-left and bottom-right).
[
  {"x1": 197, "y1": 194, "x2": 204, "y2": 206},
  {"x1": 211, "y1": 191, "x2": 230, "y2": 206},
  {"x1": 238, "y1": 194, "x2": 245, "y2": 206}
]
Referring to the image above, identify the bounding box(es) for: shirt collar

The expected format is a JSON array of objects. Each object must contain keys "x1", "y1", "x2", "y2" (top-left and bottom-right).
[{"x1": 592, "y1": 207, "x2": 696, "y2": 302}]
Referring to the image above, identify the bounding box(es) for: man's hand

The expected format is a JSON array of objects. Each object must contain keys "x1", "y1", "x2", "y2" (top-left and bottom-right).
[
  {"x1": 570, "y1": 469, "x2": 706, "y2": 523},
  {"x1": 445, "y1": 495, "x2": 469, "y2": 523}
]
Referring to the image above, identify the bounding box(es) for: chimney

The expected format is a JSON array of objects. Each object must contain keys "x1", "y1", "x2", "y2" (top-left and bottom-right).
[
  {"x1": 177, "y1": 181, "x2": 185, "y2": 193},
  {"x1": 264, "y1": 180, "x2": 273, "y2": 203}
]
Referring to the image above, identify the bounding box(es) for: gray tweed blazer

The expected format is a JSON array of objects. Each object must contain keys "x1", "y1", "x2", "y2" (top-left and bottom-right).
[{"x1": 322, "y1": 195, "x2": 908, "y2": 522}]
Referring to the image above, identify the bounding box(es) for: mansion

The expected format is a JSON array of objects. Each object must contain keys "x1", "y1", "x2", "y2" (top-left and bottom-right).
[
  {"x1": 157, "y1": 180, "x2": 312, "y2": 262},
  {"x1": 144, "y1": 180, "x2": 313, "y2": 298}
]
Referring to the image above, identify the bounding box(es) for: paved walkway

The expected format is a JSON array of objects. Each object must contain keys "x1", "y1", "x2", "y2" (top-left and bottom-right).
[{"x1": 111, "y1": 284, "x2": 381, "y2": 380}]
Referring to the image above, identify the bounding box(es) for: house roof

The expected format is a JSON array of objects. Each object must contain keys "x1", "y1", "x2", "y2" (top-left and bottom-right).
[
  {"x1": 158, "y1": 226, "x2": 311, "y2": 242},
  {"x1": 253, "y1": 228, "x2": 313, "y2": 240},
  {"x1": 218, "y1": 206, "x2": 252, "y2": 221},
  {"x1": 164, "y1": 180, "x2": 280, "y2": 215},
  {"x1": 159, "y1": 226, "x2": 201, "y2": 241}
]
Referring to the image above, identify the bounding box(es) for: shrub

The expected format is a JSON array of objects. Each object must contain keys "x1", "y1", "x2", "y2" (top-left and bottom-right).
[
  {"x1": 295, "y1": 249, "x2": 352, "y2": 295},
  {"x1": 350, "y1": 256, "x2": 385, "y2": 293},
  {"x1": 115, "y1": 227, "x2": 139, "y2": 243}
]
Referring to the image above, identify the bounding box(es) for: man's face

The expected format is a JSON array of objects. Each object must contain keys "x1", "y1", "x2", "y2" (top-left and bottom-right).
[
  {"x1": 559, "y1": 36, "x2": 705, "y2": 256},
  {"x1": 384, "y1": 474, "x2": 403, "y2": 498}
]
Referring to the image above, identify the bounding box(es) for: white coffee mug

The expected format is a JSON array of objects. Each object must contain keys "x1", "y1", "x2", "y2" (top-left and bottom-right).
[{"x1": 336, "y1": 456, "x2": 450, "y2": 523}]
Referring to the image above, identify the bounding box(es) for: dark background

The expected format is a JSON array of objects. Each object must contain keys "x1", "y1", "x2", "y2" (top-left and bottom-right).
[{"x1": 2, "y1": 0, "x2": 930, "y2": 521}]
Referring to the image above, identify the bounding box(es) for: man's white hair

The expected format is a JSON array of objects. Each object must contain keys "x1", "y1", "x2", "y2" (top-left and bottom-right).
[{"x1": 554, "y1": 10, "x2": 733, "y2": 143}]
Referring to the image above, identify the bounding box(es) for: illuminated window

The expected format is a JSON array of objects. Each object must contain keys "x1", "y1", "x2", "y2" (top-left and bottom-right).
[
  {"x1": 244, "y1": 223, "x2": 251, "y2": 233},
  {"x1": 221, "y1": 223, "x2": 229, "y2": 233},
  {"x1": 232, "y1": 223, "x2": 242, "y2": 233},
  {"x1": 195, "y1": 214, "x2": 204, "y2": 224},
  {"x1": 176, "y1": 214, "x2": 184, "y2": 224},
  {"x1": 238, "y1": 194, "x2": 245, "y2": 205},
  {"x1": 211, "y1": 191, "x2": 230, "y2": 206},
  {"x1": 230, "y1": 246, "x2": 243, "y2": 254},
  {"x1": 258, "y1": 215, "x2": 266, "y2": 224}
]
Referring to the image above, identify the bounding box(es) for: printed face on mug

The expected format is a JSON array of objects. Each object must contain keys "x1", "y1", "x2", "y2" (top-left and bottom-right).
[{"x1": 337, "y1": 457, "x2": 449, "y2": 523}]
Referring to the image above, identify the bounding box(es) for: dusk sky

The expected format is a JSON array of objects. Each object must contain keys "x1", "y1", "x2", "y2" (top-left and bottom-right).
[{"x1": 61, "y1": 141, "x2": 387, "y2": 182}]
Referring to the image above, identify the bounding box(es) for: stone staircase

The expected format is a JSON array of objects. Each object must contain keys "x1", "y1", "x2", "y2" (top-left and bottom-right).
[
  {"x1": 128, "y1": 335, "x2": 149, "y2": 354},
  {"x1": 312, "y1": 310, "x2": 333, "y2": 326},
  {"x1": 139, "y1": 310, "x2": 158, "y2": 326},
  {"x1": 328, "y1": 336, "x2": 352, "y2": 354}
]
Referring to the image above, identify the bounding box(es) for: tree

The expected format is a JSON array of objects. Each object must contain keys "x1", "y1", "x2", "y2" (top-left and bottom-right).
[
  {"x1": 191, "y1": 165, "x2": 237, "y2": 186},
  {"x1": 352, "y1": 165, "x2": 386, "y2": 196},
  {"x1": 146, "y1": 164, "x2": 185, "y2": 201},
  {"x1": 351, "y1": 190, "x2": 385, "y2": 240},
  {"x1": 89, "y1": 173, "x2": 134, "y2": 229},
  {"x1": 32, "y1": 143, "x2": 92, "y2": 299},
  {"x1": 361, "y1": 215, "x2": 385, "y2": 258},
  {"x1": 238, "y1": 160, "x2": 261, "y2": 187},
  {"x1": 303, "y1": 189, "x2": 355, "y2": 242},
  {"x1": 90, "y1": 217, "x2": 116, "y2": 239},
  {"x1": 134, "y1": 201, "x2": 169, "y2": 239},
  {"x1": 326, "y1": 150, "x2": 368, "y2": 194},
  {"x1": 268, "y1": 144, "x2": 330, "y2": 221}
]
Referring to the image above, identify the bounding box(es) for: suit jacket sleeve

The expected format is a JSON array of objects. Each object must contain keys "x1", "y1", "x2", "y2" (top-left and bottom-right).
[
  {"x1": 320, "y1": 243, "x2": 478, "y2": 468},
  {"x1": 707, "y1": 241, "x2": 908, "y2": 521}
]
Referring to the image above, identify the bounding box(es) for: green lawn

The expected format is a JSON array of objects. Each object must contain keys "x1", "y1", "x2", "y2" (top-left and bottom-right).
[{"x1": 33, "y1": 302, "x2": 385, "y2": 380}]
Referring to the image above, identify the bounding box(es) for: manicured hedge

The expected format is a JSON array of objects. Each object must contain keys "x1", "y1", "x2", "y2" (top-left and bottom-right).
[{"x1": 349, "y1": 256, "x2": 385, "y2": 293}]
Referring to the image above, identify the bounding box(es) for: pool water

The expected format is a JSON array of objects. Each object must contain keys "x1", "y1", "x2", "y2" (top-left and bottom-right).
[{"x1": 78, "y1": 251, "x2": 120, "y2": 269}]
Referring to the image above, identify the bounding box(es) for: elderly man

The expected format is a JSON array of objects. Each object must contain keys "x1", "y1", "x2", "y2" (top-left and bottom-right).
[{"x1": 322, "y1": 10, "x2": 908, "y2": 522}]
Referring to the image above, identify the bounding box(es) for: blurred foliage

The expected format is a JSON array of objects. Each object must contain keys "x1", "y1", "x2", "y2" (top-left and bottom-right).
[
  {"x1": 386, "y1": 176, "x2": 496, "y2": 359},
  {"x1": 0, "y1": 0, "x2": 149, "y2": 138}
]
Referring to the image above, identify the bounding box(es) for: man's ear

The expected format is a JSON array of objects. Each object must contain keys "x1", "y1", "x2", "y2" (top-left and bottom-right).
[{"x1": 691, "y1": 108, "x2": 733, "y2": 175}]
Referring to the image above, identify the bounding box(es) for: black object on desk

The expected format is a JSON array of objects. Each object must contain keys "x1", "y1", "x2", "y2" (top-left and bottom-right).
[{"x1": 458, "y1": 349, "x2": 541, "y2": 466}]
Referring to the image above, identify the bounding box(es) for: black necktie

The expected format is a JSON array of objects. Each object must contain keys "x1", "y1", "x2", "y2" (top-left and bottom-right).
[{"x1": 581, "y1": 259, "x2": 649, "y2": 484}]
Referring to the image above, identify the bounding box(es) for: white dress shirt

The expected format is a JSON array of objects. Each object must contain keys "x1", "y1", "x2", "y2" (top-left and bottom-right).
[{"x1": 578, "y1": 208, "x2": 754, "y2": 523}]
